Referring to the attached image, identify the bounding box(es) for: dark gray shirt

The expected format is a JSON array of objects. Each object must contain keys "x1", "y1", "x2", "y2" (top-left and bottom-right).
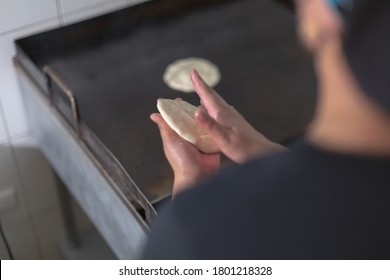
[{"x1": 143, "y1": 141, "x2": 390, "y2": 259}]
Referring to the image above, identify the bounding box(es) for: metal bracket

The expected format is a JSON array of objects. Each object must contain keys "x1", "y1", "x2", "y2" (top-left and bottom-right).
[{"x1": 43, "y1": 65, "x2": 81, "y2": 137}]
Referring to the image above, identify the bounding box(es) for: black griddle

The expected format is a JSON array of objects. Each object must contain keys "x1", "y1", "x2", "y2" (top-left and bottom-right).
[{"x1": 15, "y1": 0, "x2": 316, "y2": 221}]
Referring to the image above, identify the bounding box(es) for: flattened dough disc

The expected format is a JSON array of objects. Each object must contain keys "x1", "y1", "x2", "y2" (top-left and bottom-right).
[
  {"x1": 157, "y1": 99, "x2": 219, "y2": 153},
  {"x1": 163, "y1": 57, "x2": 221, "y2": 93}
]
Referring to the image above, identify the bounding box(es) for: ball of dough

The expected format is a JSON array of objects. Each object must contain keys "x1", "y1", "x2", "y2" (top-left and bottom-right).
[
  {"x1": 163, "y1": 57, "x2": 221, "y2": 93},
  {"x1": 157, "y1": 99, "x2": 219, "y2": 153}
]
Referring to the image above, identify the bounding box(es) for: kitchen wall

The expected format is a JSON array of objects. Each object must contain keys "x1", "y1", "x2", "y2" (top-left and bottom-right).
[{"x1": 0, "y1": 0, "x2": 147, "y2": 259}]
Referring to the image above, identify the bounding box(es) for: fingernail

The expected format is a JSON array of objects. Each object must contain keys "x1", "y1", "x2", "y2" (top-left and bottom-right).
[
  {"x1": 150, "y1": 114, "x2": 159, "y2": 123},
  {"x1": 192, "y1": 69, "x2": 203, "y2": 83},
  {"x1": 150, "y1": 117, "x2": 157, "y2": 124}
]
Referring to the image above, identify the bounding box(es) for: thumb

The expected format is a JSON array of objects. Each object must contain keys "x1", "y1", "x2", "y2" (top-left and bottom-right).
[
  {"x1": 150, "y1": 113, "x2": 177, "y2": 143},
  {"x1": 195, "y1": 109, "x2": 229, "y2": 146}
]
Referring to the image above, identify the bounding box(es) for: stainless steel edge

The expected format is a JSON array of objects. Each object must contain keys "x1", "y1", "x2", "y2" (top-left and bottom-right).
[{"x1": 14, "y1": 58, "x2": 148, "y2": 259}]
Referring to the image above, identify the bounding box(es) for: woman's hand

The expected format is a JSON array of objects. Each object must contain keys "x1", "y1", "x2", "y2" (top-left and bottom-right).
[
  {"x1": 295, "y1": 0, "x2": 344, "y2": 54},
  {"x1": 191, "y1": 69, "x2": 286, "y2": 164},
  {"x1": 151, "y1": 70, "x2": 285, "y2": 196},
  {"x1": 151, "y1": 113, "x2": 220, "y2": 197}
]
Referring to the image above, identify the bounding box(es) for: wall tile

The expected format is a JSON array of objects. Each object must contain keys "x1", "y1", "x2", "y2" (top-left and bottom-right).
[
  {"x1": 0, "y1": 189, "x2": 31, "y2": 230},
  {"x1": 0, "y1": 103, "x2": 8, "y2": 144},
  {"x1": 0, "y1": 78, "x2": 29, "y2": 138},
  {"x1": 128, "y1": 0, "x2": 150, "y2": 6},
  {"x1": 60, "y1": 0, "x2": 113, "y2": 14},
  {"x1": 0, "y1": 145, "x2": 19, "y2": 208},
  {"x1": 71, "y1": 197, "x2": 93, "y2": 233},
  {"x1": 4, "y1": 221, "x2": 42, "y2": 259},
  {"x1": 33, "y1": 207, "x2": 65, "y2": 259},
  {"x1": 0, "y1": 144, "x2": 30, "y2": 229},
  {"x1": 0, "y1": 20, "x2": 59, "y2": 138},
  {"x1": 0, "y1": 0, "x2": 58, "y2": 34},
  {"x1": 12, "y1": 135, "x2": 60, "y2": 215},
  {"x1": 62, "y1": 0, "x2": 128, "y2": 25},
  {"x1": 59, "y1": 0, "x2": 148, "y2": 16},
  {"x1": 0, "y1": 145, "x2": 18, "y2": 195}
]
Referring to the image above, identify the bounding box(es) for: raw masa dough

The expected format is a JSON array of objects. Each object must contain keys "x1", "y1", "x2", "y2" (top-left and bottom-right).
[
  {"x1": 163, "y1": 57, "x2": 221, "y2": 93},
  {"x1": 157, "y1": 99, "x2": 219, "y2": 153}
]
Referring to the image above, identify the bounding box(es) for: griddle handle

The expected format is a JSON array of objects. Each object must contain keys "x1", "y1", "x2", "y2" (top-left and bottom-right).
[{"x1": 43, "y1": 65, "x2": 81, "y2": 137}]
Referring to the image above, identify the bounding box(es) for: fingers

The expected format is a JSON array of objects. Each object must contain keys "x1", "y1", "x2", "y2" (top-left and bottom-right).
[
  {"x1": 191, "y1": 69, "x2": 229, "y2": 113},
  {"x1": 150, "y1": 113, "x2": 178, "y2": 143},
  {"x1": 195, "y1": 109, "x2": 229, "y2": 146},
  {"x1": 150, "y1": 113, "x2": 165, "y2": 128}
]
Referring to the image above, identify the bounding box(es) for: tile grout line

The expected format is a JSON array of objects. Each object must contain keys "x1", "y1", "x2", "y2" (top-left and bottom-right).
[
  {"x1": 7, "y1": 136, "x2": 45, "y2": 259},
  {"x1": 0, "y1": 17, "x2": 60, "y2": 37},
  {"x1": 9, "y1": 130, "x2": 33, "y2": 144},
  {"x1": 31, "y1": 203, "x2": 60, "y2": 221},
  {"x1": 56, "y1": 0, "x2": 64, "y2": 26},
  {"x1": 0, "y1": 99, "x2": 30, "y2": 232},
  {"x1": 0, "y1": 99, "x2": 12, "y2": 145},
  {"x1": 0, "y1": 17, "x2": 60, "y2": 38},
  {"x1": 0, "y1": 0, "x2": 146, "y2": 37},
  {"x1": 60, "y1": 0, "x2": 130, "y2": 20}
]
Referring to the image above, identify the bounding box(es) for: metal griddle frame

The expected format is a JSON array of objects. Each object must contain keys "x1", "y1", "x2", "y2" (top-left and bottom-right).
[{"x1": 42, "y1": 65, "x2": 157, "y2": 222}]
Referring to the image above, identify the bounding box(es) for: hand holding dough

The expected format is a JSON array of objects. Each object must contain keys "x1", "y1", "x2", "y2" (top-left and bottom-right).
[{"x1": 157, "y1": 99, "x2": 219, "y2": 153}]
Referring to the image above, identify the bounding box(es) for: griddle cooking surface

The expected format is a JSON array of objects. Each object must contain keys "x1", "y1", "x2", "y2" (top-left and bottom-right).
[{"x1": 18, "y1": 0, "x2": 316, "y2": 202}]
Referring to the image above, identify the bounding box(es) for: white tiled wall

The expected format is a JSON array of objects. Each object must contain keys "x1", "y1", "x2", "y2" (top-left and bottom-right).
[
  {"x1": 0, "y1": 0, "x2": 58, "y2": 34},
  {"x1": 0, "y1": 105, "x2": 8, "y2": 143},
  {"x1": 61, "y1": 0, "x2": 118, "y2": 14},
  {"x1": 0, "y1": 21, "x2": 59, "y2": 138},
  {"x1": 0, "y1": 0, "x2": 147, "y2": 259},
  {"x1": 61, "y1": 0, "x2": 149, "y2": 25},
  {"x1": 62, "y1": 0, "x2": 128, "y2": 25},
  {"x1": 12, "y1": 136, "x2": 60, "y2": 215}
]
